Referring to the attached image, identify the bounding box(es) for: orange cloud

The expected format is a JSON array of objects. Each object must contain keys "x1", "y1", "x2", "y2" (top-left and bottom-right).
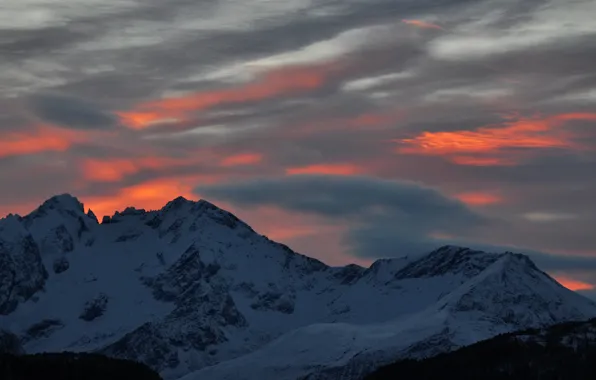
[
  {"x1": 80, "y1": 151, "x2": 263, "y2": 185},
  {"x1": 286, "y1": 164, "x2": 362, "y2": 176},
  {"x1": 402, "y1": 19, "x2": 444, "y2": 30},
  {"x1": 116, "y1": 111, "x2": 172, "y2": 130},
  {"x1": 80, "y1": 156, "x2": 200, "y2": 183},
  {"x1": 450, "y1": 156, "x2": 516, "y2": 166},
  {"x1": 455, "y1": 192, "x2": 502, "y2": 206},
  {"x1": 0, "y1": 125, "x2": 88, "y2": 159},
  {"x1": 118, "y1": 64, "x2": 335, "y2": 129},
  {"x1": 220, "y1": 153, "x2": 263, "y2": 167},
  {"x1": 84, "y1": 177, "x2": 213, "y2": 218},
  {"x1": 397, "y1": 113, "x2": 596, "y2": 165},
  {"x1": 81, "y1": 159, "x2": 139, "y2": 182},
  {"x1": 552, "y1": 275, "x2": 594, "y2": 291},
  {"x1": 555, "y1": 113, "x2": 596, "y2": 122}
]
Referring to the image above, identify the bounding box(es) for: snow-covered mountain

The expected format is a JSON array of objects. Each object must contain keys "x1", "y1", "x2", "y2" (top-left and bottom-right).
[{"x1": 0, "y1": 194, "x2": 595, "y2": 380}]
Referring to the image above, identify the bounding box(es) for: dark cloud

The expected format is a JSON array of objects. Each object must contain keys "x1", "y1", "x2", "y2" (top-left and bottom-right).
[
  {"x1": 29, "y1": 93, "x2": 118, "y2": 129},
  {"x1": 197, "y1": 175, "x2": 481, "y2": 219},
  {"x1": 196, "y1": 175, "x2": 490, "y2": 256}
]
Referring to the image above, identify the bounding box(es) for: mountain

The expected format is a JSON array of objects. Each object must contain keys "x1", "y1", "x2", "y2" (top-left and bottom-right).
[
  {"x1": 179, "y1": 250, "x2": 596, "y2": 380},
  {"x1": 0, "y1": 194, "x2": 595, "y2": 380},
  {"x1": 365, "y1": 317, "x2": 596, "y2": 379}
]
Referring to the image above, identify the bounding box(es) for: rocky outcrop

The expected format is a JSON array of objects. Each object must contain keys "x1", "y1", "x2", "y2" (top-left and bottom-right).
[
  {"x1": 53, "y1": 257, "x2": 70, "y2": 274},
  {"x1": 79, "y1": 294, "x2": 109, "y2": 321},
  {"x1": 394, "y1": 246, "x2": 502, "y2": 280},
  {"x1": 23, "y1": 319, "x2": 64, "y2": 342},
  {"x1": 0, "y1": 220, "x2": 47, "y2": 315}
]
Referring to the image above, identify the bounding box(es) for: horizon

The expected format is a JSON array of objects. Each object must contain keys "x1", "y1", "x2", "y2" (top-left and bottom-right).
[{"x1": 1, "y1": 1, "x2": 596, "y2": 296}]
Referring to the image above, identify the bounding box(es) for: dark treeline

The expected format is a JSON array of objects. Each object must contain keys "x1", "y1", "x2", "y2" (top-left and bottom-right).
[
  {"x1": 366, "y1": 318, "x2": 596, "y2": 380},
  {"x1": 0, "y1": 352, "x2": 162, "y2": 380}
]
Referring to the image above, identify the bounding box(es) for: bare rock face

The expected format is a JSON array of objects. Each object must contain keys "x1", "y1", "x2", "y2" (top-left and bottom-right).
[
  {"x1": 0, "y1": 219, "x2": 48, "y2": 315},
  {"x1": 103, "y1": 245, "x2": 248, "y2": 372},
  {"x1": 23, "y1": 319, "x2": 65, "y2": 343},
  {"x1": 394, "y1": 246, "x2": 502, "y2": 280},
  {"x1": 250, "y1": 291, "x2": 296, "y2": 314},
  {"x1": 80, "y1": 294, "x2": 109, "y2": 321},
  {"x1": 53, "y1": 257, "x2": 70, "y2": 274},
  {"x1": 40, "y1": 224, "x2": 74, "y2": 255}
]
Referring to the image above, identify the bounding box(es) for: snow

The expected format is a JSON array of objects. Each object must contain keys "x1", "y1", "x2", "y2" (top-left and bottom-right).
[
  {"x1": 1, "y1": 194, "x2": 596, "y2": 380},
  {"x1": 180, "y1": 254, "x2": 596, "y2": 380}
]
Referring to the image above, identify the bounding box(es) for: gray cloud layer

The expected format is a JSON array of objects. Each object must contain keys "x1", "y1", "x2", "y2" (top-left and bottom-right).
[
  {"x1": 1, "y1": 0, "x2": 595, "y2": 282},
  {"x1": 29, "y1": 94, "x2": 118, "y2": 129}
]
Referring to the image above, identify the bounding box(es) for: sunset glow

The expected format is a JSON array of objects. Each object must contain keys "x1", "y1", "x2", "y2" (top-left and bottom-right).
[
  {"x1": 220, "y1": 153, "x2": 263, "y2": 167},
  {"x1": 118, "y1": 64, "x2": 335, "y2": 129},
  {"x1": 83, "y1": 178, "x2": 201, "y2": 218},
  {"x1": 455, "y1": 192, "x2": 502, "y2": 206},
  {"x1": 79, "y1": 156, "x2": 203, "y2": 183},
  {"x1": 553, "y1": 276, "x2": 595, "y2": 291},
  {"x1": 0, "y1": 126, "x2": 88, "y2": 158},
  {"x1": 285, "y1": 164, "x2": 362, "y2": 176},
  {"x1": 397, "y1": 113, "x2": 596, "y2": 165},
  {"x1": 401, "y1": 19, "x2": 444, "y2": 30}
]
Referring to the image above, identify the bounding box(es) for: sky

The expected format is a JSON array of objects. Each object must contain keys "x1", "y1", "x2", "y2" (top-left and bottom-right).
[{"x1": 1, "y1": 0, "x2": 596, "y2": 293}]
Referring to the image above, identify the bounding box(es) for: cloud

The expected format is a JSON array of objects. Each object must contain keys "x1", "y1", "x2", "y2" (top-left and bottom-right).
[
  {"x1": 401, "y1": 19, "x2": 444, "y2": 31},
  {"x1": 116, "y1": 63, "x2": 339, "y2": 129},
  {"x1": 455, "y1": 192, "x2": 502, "y2": 206},
  {"x1": 30, "y1": 93, "x2": 119, "y2": 129},
  {"x1": 196, "y1": 175, "x2": 489, "y2": 257},
  {"x1": 551, "y1": 276, "x2": 594, "y2": 291},
  {"x1": 220, "y1": 153, "x2": 263, "y2": 167},
  {"x1": 78, "y1": 156, "x2": 207, "y2": 183},
  {"x1": 341, "y1": 71, "x2": 415, "y2": 92},
  {"x1": 523, "y1": 211, "x2": 578, "y2": 223},
  {"x1": 0, "y1": 125, "x2": 89, "y2": 159},
  {"x1": 83, "y1": 177, "x2": 199, "y2": 218},
  {"x1": 285, "y1": 164, "x2": 362, "y2": 176},
  {"x1": 428, "y1": 0, "x2": 596, "y2": 61},
  {"x1": 396, "y1": 113, "x2": 596, "y2": 166}
]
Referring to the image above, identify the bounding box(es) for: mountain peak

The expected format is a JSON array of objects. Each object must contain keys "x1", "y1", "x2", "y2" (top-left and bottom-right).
[
  {"x1": 161, "y1": 197, "x2": 222, "y2": 214},
  {"x1": 23, "y1": 194, "x2": 89, "y2": 224},
  {"x1": 394, "y1": 245, "x2": 503, "y2": 280},
  {"x1": 163, "y1": 196, "x2": 193, "y2": 212},
  {"x1": 39, "y1": 194, "x2": 85, "y2": 214},
  {"x1": 434, "y1": 251, "x2": 596, "y2": 328}
]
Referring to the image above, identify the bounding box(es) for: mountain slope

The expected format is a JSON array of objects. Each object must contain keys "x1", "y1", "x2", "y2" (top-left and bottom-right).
[
  {"x1": 179, "y1": 252, "x2": 596, "y2": 380},
  {"x1": 365, "y1": 318, "x2": 596, "y2": 380},
  {"x1": 0, "y1": 195, "x2": 595, "y2": 380}
]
